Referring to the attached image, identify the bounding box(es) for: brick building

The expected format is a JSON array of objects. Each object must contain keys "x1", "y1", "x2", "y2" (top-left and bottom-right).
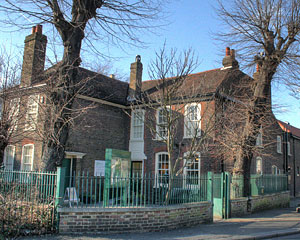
[
  {"x1": 278, "y1": 121, "x2": 300, "y2": 197},
  {"x1": 1, "y1": 26, "x2": 288, "y2": 186}
]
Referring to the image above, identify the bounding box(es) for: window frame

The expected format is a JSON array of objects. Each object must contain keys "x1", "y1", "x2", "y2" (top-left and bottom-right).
[
  {"x1": 184, "y1": 103, "x2": 201, "y2": 138},
  {"x1": 272, "y1": 165, "x2": 281, "y2": 175},
  {"x1": 156, "y1": 107, "x2": 170, "y2": 140},
  {"x1": 21, "y1": 144, "x2": 34, "y2": 171},
  {"x1": 155, "y1": 152, "x2": 169, "y2": 186},
  {"x1": 277, "y1": 135, "x2": 282, "y2": 153},
  {"x1": 183, "y1": 151, "x2": 201, "y2": 187},
  {"x1": 25, "y1": 94, "x2": 39, "y2": 131},
  {"x1": 3, "y1": 145, "x2": 15, "y2": 170},
  {"x1": 130, "y1": 109, "x2": 145, "y2": 140},
  {"x1": 287, "y1": 141, "x2": 291, "y2": 156},
  {"x1": 256, "y1": 157, "x2": 262, "y2": 174}
]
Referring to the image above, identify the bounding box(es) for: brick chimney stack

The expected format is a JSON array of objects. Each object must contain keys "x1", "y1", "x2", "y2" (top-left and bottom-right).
[
  {"x1": 222, "y1": 47, "x2": 239, "y2": 69},
  {"x1": 21, "y1": 24, "x2": 47, "y2": 87},
  {"x1": 128, "y1": 55, "x2": 143, "y2": 100}
]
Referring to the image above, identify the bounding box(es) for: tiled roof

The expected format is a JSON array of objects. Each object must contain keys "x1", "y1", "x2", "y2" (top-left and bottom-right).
[
  {"x1": 142, "y1": 68, "x2": 251, "y2": 99},
  {"x1": 278, "y1": 120, "x2": 300, "y2": 138}
]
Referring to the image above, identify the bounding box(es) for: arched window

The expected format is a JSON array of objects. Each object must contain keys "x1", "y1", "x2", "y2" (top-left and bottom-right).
[{"x1": 21, "y1": 144, "x2": 34, "y2": 171}]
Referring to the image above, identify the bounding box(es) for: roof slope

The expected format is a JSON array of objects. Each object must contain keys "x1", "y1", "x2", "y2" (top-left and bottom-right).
[
  {"x1": 141, "y1": 68, "x2": 252, "y2": 100},
  {"x1": 278, "y1": 120, "x2": 300, "y2": 138}
]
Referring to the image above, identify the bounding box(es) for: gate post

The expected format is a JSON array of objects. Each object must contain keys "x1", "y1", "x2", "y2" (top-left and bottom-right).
[
  {"x1": 55, "y1": 167, "x2": 66, "y2": 207},
  {"x1": 207, "y1": 172, "x2": 213, "y2": 203}
]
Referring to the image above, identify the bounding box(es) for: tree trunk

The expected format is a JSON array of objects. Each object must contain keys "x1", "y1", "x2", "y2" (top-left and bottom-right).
[
  {"x1": 42, "y1": 27, "x2": 84, "y2": 170},
  {"x1": 234, "y1": 67, "x2": 274, "y2": 196}
]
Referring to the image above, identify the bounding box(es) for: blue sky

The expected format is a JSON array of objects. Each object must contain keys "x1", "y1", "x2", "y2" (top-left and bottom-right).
[{"x1": 0, "y1": 0, "x2": 299, "y2": 128}]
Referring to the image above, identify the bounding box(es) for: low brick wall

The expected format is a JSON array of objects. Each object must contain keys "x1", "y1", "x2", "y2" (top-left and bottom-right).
[
  {"x1": 230, "y1": 191, "x2": 290, "y2": 217},
  {"x1": 58, "y1": 202, "x2": 212, "y2": 234}
]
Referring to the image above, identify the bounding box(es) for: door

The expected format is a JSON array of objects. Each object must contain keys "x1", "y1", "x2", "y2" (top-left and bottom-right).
[{"x1": 213, "y1": 172, "x2": 230, "y2": 219}]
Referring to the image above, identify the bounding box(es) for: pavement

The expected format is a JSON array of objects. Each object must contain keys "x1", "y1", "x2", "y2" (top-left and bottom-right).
[{"x1": 19, "y1": 198, "x2": 300, "y2": 240}]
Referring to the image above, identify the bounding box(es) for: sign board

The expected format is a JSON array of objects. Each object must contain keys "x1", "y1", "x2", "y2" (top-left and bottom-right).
[
  {"x1": 94, "y1": 160, "x2": 105, "y2": 176},
  {"x1": 103, "y1": 148, "x2": 131, "y2": 206}
]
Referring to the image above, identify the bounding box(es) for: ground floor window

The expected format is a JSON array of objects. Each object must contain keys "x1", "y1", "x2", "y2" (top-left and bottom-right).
[
  {"x1": 3, "y1": 145, "x2": 15, "y2": 170},
  {"x1": 155, "y1": 152, "x2": 169, "y2": 185},
  {"x1": 184, "y1": 152, "x2": 201, "y2": 186},
  {"x1": 21, "y1": 144, "x2": 34, "y2": 171},
  {"x1": 131, "y1": 161, "x2": 143, "y2": 177},
  {"x1": 256, "y1": 157, "x2": 262, "y2": 174}
]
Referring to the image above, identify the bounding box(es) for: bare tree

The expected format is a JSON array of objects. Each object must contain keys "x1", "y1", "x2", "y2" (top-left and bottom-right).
[
  {"x1": 130, "y1": 47, "x2": 215, "y2": 203},
  {"x1": 0, "y1": 0, "x2": 165, "y2": 167},
  {"x1": 216, "y1": 0, "x2": 300, "y2": 196},
  {"x1": 0, "y1": 47, "x2": 23, "y2": 167}
]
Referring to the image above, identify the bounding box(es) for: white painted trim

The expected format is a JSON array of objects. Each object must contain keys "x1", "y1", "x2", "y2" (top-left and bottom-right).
[
  {"x1": 65, "y1": 151, "x2": 86, "y2": 159},
  {"x1": 130, "y1": 109, "x2": 145, "y2": 141},
  {"x1": 3, "y1": 145, "x2": 15, "y2": 170},
  {"x1": 77, "y1": 94, "x2": 127, "y2": 109},
  {"x1": 21, "y1": 144, "x2": 34, "y2": 171},
  {"x1": 183, "y1": 103, "x2": 201, "y2": 139}
]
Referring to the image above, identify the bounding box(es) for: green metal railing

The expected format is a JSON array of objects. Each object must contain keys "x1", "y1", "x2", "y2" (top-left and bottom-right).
[
  {"x1": 0, "y1": 170, "x2": 57, "y2": 236},
  {"x1": 63, "y1": 173, "x2": 210, "y2": 208},
  {"x1": 231, "y1": 174, "x2": 288, "y2": 198}
]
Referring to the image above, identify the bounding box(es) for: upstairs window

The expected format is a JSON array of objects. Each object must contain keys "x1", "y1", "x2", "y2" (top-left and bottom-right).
[
  {"x1": 287, "y1": 142, "x2": 291, "y2": 156},
  {"x1": 277, "y1": 135, "x2": 282, "y2": 153},
  {"x1": 21, "y1": 144, "x2": 34, "y2": 171},
  {"x1": 9, "y1": 98, "x2": 20, "y2": 132},
  {"x1": 156, "y1": 107, "x2": 169, "y2": 139},
  {"x1": 131, "y1": 110, "x2": 144, "y2": 140},
  {"x1": 3, "y1": 145, "x2": 15, "y2": 170},
  {"x1": 25, "y1": 95, "x2": 39, "y2": 131},
  {"x1": 184, "y1": 103, "x2": 201, "y2": 138},
  {"x1": 256, "y1": 126, "x2": 263, "y2": 147}
]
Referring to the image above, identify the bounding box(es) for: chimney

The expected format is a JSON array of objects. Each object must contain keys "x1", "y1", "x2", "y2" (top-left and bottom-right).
[
  {"x1": 21, "y1": 24, "x2": 47, "y2": 87},
  {"x1": 128, "y1": 55, "x2": 143, "y2": 99},
  {"x1": 222, "y1": 47, "x2": 239, "y2": 69}
]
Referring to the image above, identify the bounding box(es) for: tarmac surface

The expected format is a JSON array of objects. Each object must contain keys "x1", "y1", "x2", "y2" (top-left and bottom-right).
[{"x1": 19, "y1": 198, "x2": 300, "y2": 240}]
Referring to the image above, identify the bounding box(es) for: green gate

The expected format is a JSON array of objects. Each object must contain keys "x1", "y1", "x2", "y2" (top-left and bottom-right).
[{"x1": 213, "y1": 172, "x2": 230, "y2": 219}]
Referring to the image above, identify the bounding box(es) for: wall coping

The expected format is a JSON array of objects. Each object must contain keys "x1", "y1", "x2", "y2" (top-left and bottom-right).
[
  {"x1": 58, "y1": 201, "x2": 211, "y2": 213},
  {"x1": 231, "y1": 191, "x2": 290, "y2": 202}
]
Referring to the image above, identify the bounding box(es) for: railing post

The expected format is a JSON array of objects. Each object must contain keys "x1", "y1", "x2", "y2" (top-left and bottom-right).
[
  {"x1": 55, "y1": 167, "x2": 66, "y2": 207},
  {"x1": 207, "y1": 172, "x2": 213, "y2": 203}
]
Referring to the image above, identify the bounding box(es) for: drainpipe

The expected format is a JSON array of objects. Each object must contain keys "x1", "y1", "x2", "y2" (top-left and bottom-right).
[{"x1": 293, "y1": 137, "x2": 296, "y2": 197}]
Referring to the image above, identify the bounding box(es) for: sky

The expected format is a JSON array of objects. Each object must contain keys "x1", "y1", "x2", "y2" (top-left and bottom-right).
[{"x1": 0, "y1": 0, "x2": 299, "y2": 128}]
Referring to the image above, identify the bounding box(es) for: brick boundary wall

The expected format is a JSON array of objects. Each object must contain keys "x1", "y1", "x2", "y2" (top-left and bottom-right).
[
  {"x1": 230, "y1": 191, "x2": 290, "y2": 217},
  {"x1": 58, "y1": 201, "x2": 212, "y2": 234}
]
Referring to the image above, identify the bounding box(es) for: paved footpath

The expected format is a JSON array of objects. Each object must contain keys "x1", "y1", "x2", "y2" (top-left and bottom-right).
[{"x1": 20, "y1": 199, "x2": 300, "y2": 240}]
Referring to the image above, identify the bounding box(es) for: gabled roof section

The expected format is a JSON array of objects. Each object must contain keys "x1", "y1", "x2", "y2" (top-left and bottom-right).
[{"x1": 278, "y1": 120, "x2": 300, "y2": 138}]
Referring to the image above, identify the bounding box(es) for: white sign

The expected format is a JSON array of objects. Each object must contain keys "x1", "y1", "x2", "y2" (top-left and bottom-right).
[{"x1": 94, "y1": 160, "x2": 105, "y2": 176}]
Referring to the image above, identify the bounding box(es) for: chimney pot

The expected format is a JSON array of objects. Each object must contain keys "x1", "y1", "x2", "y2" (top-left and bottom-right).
[
  {"x1": 32, "y1": 26, "x2": 36, "y2": 34},
  {"x1": 110, "y1": 74, "x2": 115, "y2": 79},
  {"x1": 36, "y1": 25, "x2": 42, "y2": 34},
  {"x1": 230, "y1": 49, "x2": 235, "y2": 58},
  {"x1": 226, "y1": 47, "x2": 230, "y2": 56},
  {"x1": 256, "y1": 64, "x2": 259, "y2": 72}
]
